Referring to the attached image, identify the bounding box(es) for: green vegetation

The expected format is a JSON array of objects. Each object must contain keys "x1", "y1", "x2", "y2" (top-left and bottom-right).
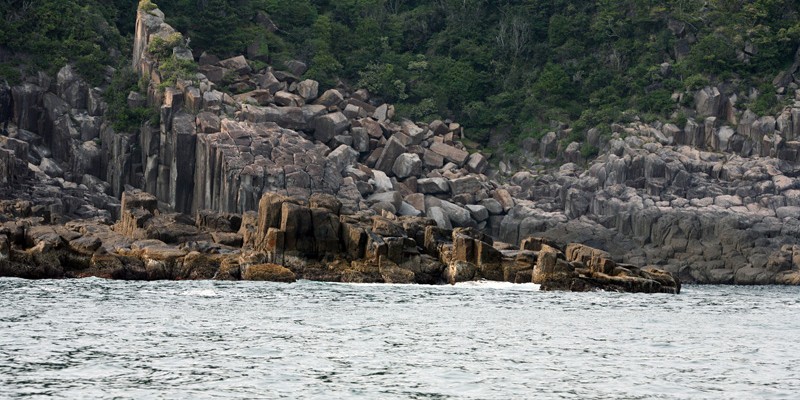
[
  {"x1": 138, "y1": 0, "x2": 157, "y2": 12},
  {"x1": 156, "y1": 56, "x2": 197, "y2": 92},
  {"x1": 0, "y1": 0, "x2": 136, "y2": 85},
  {"x1": 105, "y1": 66, "x2": 156, "y2": 133},
  {"x1": 147, "y1": 32, "x2": 184, "y2": 60},
  {"x1": 2, "y1": 0, "x2": 799, "y2": 149},
  {"x1": 162, "y1": 0, "x2": 792, "y2": 147}
]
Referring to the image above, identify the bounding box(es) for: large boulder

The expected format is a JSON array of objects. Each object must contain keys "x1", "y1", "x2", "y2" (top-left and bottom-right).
[
  {"x1": 219, "y1": 55, "x2": 251, "y2": 74},
  {"x1": 429, "y1": 142, "x2": 469, "y2": 165},
  {"x1": 314, "y1": 112, "x2": 349, "y2": 143},
  {"x1": 695, "y1": 86, "x2": 722, "y2": 118},
  {"x1": 375, "y1": 136, "x2": 407, "y2": 174},
  {"x1": 296, "y1": 79, "x2": 319, "y2": 101},
  {"x1": 417, "y1": 178, "x2": 450, "y2": 194},
  {"x1": 392, "y1": 153, "x2": 422, "y2": 179}
]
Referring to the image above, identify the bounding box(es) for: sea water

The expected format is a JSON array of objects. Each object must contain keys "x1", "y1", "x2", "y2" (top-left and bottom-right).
[{"x1": 1, "y1": 278, "x2": 798, "y2": 399}]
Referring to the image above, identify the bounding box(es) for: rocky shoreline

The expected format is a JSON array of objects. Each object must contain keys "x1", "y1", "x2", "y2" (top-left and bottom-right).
[
  {"x1": 1, "y1": 4, "x2": 799, "y2": 289},
  {"x1": 0, "y1": 189, "x2": 680, "y2": 294}
]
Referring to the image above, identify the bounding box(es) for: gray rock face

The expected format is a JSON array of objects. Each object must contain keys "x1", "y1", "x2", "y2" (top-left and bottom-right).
[
  {"x1": 429, "y1": 142, "x2": 469, "y2": 165},
  {"x1": 466, "y1": 204, "x2": 489, "y2": 222},
  {"x1": 466, "y1": 153, "x2": 487, "y2": 174},
  {"x1": 314, "y1": 112, "x2": 349, "y2": 143},
  {"x1": 427, "y1": 206, "x2": 452, "y2": 229},
  {"x1": 10, "y1": 3, "x2": 800, "y2": 290},
  {"x1": 449, "y1": 176, "x2": 482, "y2": 195},
  {"x1": 439, "y1": 200, "x2": 474, "y2": 228},
  {"x1": 13, "y1": 3, "x2": 800, "y2": 291},
  {"x1": 417, "y1": 178, "x2": 450, "y2": 194},
  {"x1": 695, "y1": 86, "x2": 722, "y2": 118},
  {"x1": 540, "y1": 132, "x2": 557, "y2": 159},
  {"x1": 371, "y1": 170, "x2": 393, "y2": 193},
  {"x1": 11, "y1": 83, "x2": 45, "y2": 133},
  {"x1": 374, "y1": 136, "x2": 407, "y2": 174},
  {"x1": 57, "y1": 65, "x2": 88, "y2": 110},
  {"x1": 296, "y1": 80, "x2": 319, "y2": 101},
  {"x1": 392, "y1": 153, "x2": 422, "y2": 179},
  {"x1": 40, "y1": 158, "x2": 64, "y2": 178}
]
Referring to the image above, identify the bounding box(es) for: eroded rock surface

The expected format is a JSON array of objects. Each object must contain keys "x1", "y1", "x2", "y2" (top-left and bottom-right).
[{"x1": 5, "y1": 5, "x2": 800, "y2": 288}]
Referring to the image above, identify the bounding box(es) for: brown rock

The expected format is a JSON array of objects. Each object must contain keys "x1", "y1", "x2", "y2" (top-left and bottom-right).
[
  {"x1": 243, "y1": 263, "x2": 296, "y2": 282},
  {"x1": 379, "y1": 259, "x2": 415, "y2": 283},
  {"x1": 532, "y1": 244, "x2": 573, "y2": 284}
]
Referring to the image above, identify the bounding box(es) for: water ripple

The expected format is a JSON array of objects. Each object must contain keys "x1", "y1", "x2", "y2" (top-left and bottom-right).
[{"x1": 0, "y1": 279, "x2": 798, "y2": 399}]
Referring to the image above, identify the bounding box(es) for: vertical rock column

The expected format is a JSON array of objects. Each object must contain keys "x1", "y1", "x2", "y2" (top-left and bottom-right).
[{"x1": 169, "y1": 112, "x2": 197, "y2": 213}]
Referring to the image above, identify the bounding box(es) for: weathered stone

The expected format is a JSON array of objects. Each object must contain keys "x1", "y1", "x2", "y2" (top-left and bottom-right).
[
  {"x1": 392, "y1": 153, "x2": 422, "y2": 179},
  {"x1": 274, "y1": 91, "x2": 304, "y2": 107},
  {"x1": 565, "y1": 243, "x2": 614, "y2": 274},
  {"x1": 443, "y1": 261, "x2": 477, "y2": 284},
  {"x1": 219, "y1": 55, "x2": 251, "y2": 74},
  {"x1": 466, "y1": 153, "x2": 488, "y2": 174},
  {"x1": 296, "y1": 79, "x2": 319, "y2": 101},
  {"x1": 465, "y1": 204, "x2": 489, "y2": 222},
  {"x1": 234, "y1": 89, "x2": 273, "y2": 106},
  {"x1": 371, "y1": 170, "x2": 393, "y2": 193},
  {"x1": 449, "y1": 176, "x2": 482, "y2": 195},
  {"x1": 440, "y1": 200, "x2": 474, "y2": 228},
  {"x1": 695, "y1": 86, "x2": 722, "y2": 118},
  {"x1": 315, "y1": 89, "x2": 344, "y2": 107},
  {"x1": 493, "y1": 189, "x2": 515, "y2": 212},
  {"x1": 423, "y1": 149, "x2": 445, "y2": 168},
  {"x1": 375, "y1": 136, "x2": 407, "y2": 174},
  {"x1": 417, "y1": 177, "x2": 450, "y2": 194},
  {"x1": 373, "y1": 104, "x2": 389, "y2": 122},
  {"x1": 540, "y1": 132, "x2": 558, "y2": 159},
  {"x1": 533, "y1": 244, "x2": 572, "y2": 284},
  {"x1": 314, "y1": 112, "x2": 349, "y2": 143},
  {"x1": 427, "y1": 206, "x2": 452, "y2": 229},
  {"x1": 243, "y1": 263, "x2": 296, "y2": 282},
  {"x1": 368, "y1": 191, "x2": 403, "y2": 211},
  {"x1": 429, "y1": 142, "x2": 469, "y2": 165},
  {"x1": 257, "y1": 72, "x2": 283, "y2": 94}
]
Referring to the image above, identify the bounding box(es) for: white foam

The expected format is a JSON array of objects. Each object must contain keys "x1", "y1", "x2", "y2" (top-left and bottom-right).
[
  {"x1": 454, "y1": 280, "x2": 541, "y2": 291},
  {"x1": 179, "y1": 288, "x2": 220, "y2": 297}
]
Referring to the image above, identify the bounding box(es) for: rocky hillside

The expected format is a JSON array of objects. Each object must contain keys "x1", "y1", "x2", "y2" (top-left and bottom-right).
[
  {"x1": 0, "y1": 2, "x2": 799, "y2": 286},
  {"x1": 0, "y1": 4, "x2": 684, "y2": 293}
]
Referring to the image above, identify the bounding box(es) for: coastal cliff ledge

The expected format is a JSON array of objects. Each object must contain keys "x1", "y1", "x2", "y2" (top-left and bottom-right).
[{"x1": 0, "y1": 190, "x2": 680, "y2": 294}]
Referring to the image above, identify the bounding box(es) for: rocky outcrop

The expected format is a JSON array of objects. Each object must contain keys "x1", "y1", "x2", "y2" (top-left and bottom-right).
[
  {"x1": 532, "y1": 242, "x2": 680, "y2": 293},
  {"x1": 501, "y1": 127, "x2": 800, "y2": 285},
  {"x1": 0, "y1": 189, "x2": 679, "y2": 293}
]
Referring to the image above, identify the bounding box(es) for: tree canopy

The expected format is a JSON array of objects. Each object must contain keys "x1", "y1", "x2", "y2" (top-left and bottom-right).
[{"x1": 2, "y1": 0, "x2": 799, "y2": 146}]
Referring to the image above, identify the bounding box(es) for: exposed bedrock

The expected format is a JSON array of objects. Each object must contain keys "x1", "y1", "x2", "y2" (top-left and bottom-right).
[
  {"x1": 502, "y1": 133, "x2": 800, "y2": 285},
  {"x1": 2, "y1": 5, "x2": 800, "y2": 287},
  {"x1": 0, "y1": 190, "x2": 680, "y2": 293}
]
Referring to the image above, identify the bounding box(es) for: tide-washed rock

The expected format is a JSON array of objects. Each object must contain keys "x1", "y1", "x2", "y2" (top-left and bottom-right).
[{"x1": 243, "y1": 263, "x2": 296, "y2": 282}]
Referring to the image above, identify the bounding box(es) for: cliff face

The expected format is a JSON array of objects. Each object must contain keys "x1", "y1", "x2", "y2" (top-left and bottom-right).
[{"x1": 0, "y1": 5, "x2": 799, "y2": 286}]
